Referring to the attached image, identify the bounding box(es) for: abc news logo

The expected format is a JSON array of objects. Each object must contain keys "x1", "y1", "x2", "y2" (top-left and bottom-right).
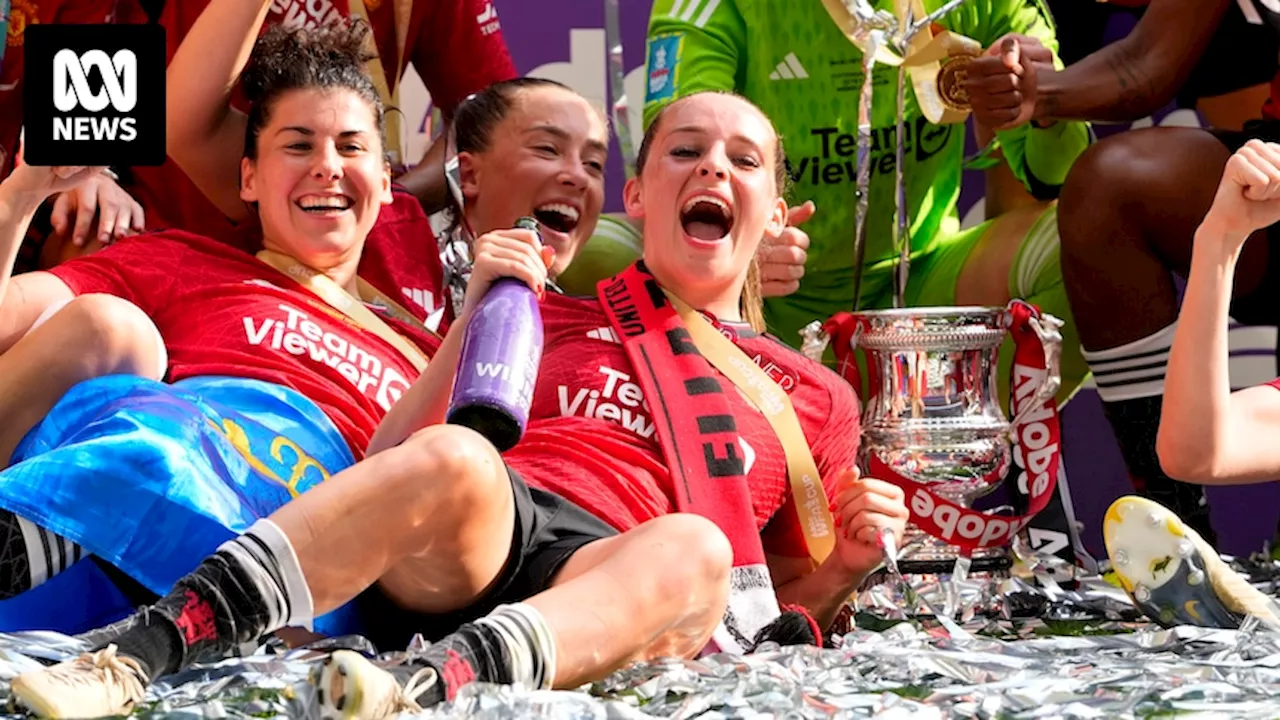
[
  {"x1": 23, "y1": 25, "x2": 165, "y2": 167},
  {"x1": 53, "y1": 49, "x2": 139, "y2": 141}
]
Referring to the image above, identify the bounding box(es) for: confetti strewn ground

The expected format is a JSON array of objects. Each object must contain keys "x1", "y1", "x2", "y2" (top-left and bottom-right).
[{"x1": 2, "y1": 557, "x2": 1280, "y2": 719}]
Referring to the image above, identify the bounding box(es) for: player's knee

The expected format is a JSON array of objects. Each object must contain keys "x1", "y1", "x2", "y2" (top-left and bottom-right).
[
  {"x1": 59, "y1": 294, "x2": 165, "y2": 379},
  {"x1": 1061, "y1": 134, "x2": 1143, "y2": 220},
  {"x1": 643, "y1": 514, "x2": 732, "y2": 601},
  {"x1": 1063, "y1": 128, "x2": 1225, "y2": 225},
  {"x1": 398, "y1": 425, "x2": 507, "y2": 512}
]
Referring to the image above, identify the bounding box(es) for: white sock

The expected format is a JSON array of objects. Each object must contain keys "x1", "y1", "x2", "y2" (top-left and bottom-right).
[
  {"x1": 476, "y1": 603, "x2": 557, "y2": 690},
  {"x1": 1081, "y1": 323, "x2": 1176, "y2": 403},
  {"x1": 217, "y1": 519, "x2": 314, "y2": 631}
]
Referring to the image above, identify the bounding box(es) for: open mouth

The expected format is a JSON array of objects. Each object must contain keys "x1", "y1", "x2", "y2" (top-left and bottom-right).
[
  {"x1": 533, "y1": 203, "x2": 581, "y2": 234},
  {"x1": 680, "y1": 195, "x2": 734, "y2": 241},
  {"x1": 297, "y1": 195, "x2": 354, "y2": 214}
]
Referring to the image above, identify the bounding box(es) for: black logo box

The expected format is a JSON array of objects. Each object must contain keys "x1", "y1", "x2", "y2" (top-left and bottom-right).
[{"x1": 22, "y1": 24, "x2": 166, "y2": 167}]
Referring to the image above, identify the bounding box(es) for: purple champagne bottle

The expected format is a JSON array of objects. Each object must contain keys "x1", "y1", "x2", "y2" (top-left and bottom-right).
[{"x1": 446, "y1": 217, "x2": 545, "y2": 451}]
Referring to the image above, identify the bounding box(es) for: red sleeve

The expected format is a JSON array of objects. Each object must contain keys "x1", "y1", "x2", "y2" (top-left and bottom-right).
[
  {"x1": 411, "y1": 0, "x2": 518, "y2": 116},
  {"x1": 1268, "y1": 378, "x2": 1280, "y2": 391},
  {"x1": 53, "y1": 0, "x2": 118, "y2": 24},
  {"x1": 761, "y1": 372, "x2": 861, "y2": 558},
  {"x1": 46, "y1": 234, "x2": 184, "y2": 313}
]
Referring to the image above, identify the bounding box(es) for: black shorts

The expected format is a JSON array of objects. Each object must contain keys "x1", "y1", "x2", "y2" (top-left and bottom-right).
[
  {"x1": 1176, "y1": 3, "x2": 1278, "y2": 107},
  {"x1": 1211, "y1": 119, "x2": 1280, "y2": 326},
  {"x1": 352, "y1": 465, "x2": 616, "y2": 651}
]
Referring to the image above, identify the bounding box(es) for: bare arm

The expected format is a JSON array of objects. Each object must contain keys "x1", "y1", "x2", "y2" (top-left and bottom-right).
[
  {"x1": 366, "y1": 226, "x2": 550, "y2": 454},
  {"x1": 1158, "y1": 140, "x2": 1280, "y2": 483},
  {"x1": 770, "y1": 553, "x2": 867, "y2": 630},
  {"x1": 769, "y1": 473, "x2": 907, "y2": 630},
  {"x1": 1158, "y1": 224, "x2": 1280, "y2": 483},
  {"x1": 392, "y1": 127, "x2": 451, "y2": 215},
  {"x1": 1035, "y1": 0, "x2": 1231, "y2": 123},
  {"x1": 366, "y1": 304, "x2": 472, "y2": 454},
  {"x1": 165, "y1": 0, "x2": 273, "y2": 221}
]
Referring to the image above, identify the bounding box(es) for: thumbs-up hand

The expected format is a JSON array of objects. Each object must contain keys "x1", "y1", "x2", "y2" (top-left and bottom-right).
[
  {"x1": 963, "y1": 34, "x2": 1054, "y2": 130},
  {"x1": 760, "y1": 200, "x2": 815, "y2": 298}
]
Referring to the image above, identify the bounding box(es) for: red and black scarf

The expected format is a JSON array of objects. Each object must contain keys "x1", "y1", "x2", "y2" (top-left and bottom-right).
[{"x1": 597, "y1": 262, "x2": 781, "y2": 653}]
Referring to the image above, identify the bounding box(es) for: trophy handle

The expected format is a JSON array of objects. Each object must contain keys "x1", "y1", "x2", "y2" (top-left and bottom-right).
[{"x1": 1008, "y1": 311, "x2": 1063, "y2": 429}]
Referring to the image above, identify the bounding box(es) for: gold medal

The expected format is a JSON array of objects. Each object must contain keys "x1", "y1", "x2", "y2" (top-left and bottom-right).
[{"x1": 936, "y1": 53, "x2": 976, "y2": 112}]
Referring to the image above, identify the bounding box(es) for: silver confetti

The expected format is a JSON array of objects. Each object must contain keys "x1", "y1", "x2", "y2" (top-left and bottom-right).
[{"x1": 4, "y1": 558, "x2": 1280, "y2": 718}]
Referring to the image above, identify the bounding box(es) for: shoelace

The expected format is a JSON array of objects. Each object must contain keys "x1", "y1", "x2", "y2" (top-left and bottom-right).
[
  {"x1": 396, "y1": 666, "x2": 440, "y2": 712},
  {"x1": 357, "y1": 662, "x2": 438, "y2": 717},
  {"x1": 74, "y1": 606, "x2": 146, "y2": 647},
  {"x1": 49, "y1": 646, "x2": 147, "y2": 702}
]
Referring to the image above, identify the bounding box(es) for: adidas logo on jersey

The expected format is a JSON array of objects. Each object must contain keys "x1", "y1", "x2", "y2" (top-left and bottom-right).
[
  {"x1": 666, "y1": 0, "x2": 724, "y2": 28},
  {"x1": 768, "y1": 53, "x2": 808, "y2": 81},
  {"x1": 400, "y1": 287, "x2": 445, "y2": 332},
  {"x1": 401, "y1": 287, "x2": 438, "y2": 315},
  {"x1": 476, "y1": 2, "x2": 501, "y2": 35},
  {"x1": 586, "y1": 326, "x2": 620, "y2": 343}
]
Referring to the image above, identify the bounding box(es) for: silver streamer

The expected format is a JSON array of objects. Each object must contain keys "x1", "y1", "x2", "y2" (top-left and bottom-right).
[
  {"x1": 4, "y1": 556, "x2": 1280, "y2": 717},
  {"x1": 892, "y1": 61, "x2": 909, "y2": 308},
  {"x1": 907, "y1": 0, "x2": 971, "y2": 39},
  {"x1": 603, "y1": 0, "x2": 637, "y2": 178},
  {"x1": 850, "y1": 30, "x2": 882, "y2": 312},
  {"x1": 799, "y1": 320, "x2": 832, "y2": 362},
  {"x1": 842, "y1": 0, "x2": 974, "y2": 310}
]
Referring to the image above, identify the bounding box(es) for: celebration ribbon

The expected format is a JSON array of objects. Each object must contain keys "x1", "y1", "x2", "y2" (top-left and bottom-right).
[{"x1": 819, "y1": 0, "x2": 982, "y2": 126}]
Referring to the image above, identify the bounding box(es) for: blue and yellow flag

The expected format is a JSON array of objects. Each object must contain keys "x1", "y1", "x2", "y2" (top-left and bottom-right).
[{"x1": 0, "y1": 374, "x2": 359, "y2": 637}]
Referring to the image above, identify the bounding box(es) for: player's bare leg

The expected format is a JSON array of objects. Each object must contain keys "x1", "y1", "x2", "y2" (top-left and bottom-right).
[
  {"x1": 0, "y1": 293, "x2": 165, "y2": 465},
  {"x1": 1058, "y1": 126, "x2": 1277, "y2": 546},
  {"x1": 517, "y1": 513, "x2": 731, "y2": 687},
  {"x1": 10, "y1": 424, "x2": 732, "y2": 718},
  {"x1": 955, "y1": 200, "x2": 1056, "y2": 308},
  {"x1": 313, "y1": 513, "x2": 730, "y2": 719},
  {"x1": 950, "y1": 198, "x2": 1085, "y2": 408},
  {"x1": 0, "y1": 293, "x2": 167, "y2": 602}
]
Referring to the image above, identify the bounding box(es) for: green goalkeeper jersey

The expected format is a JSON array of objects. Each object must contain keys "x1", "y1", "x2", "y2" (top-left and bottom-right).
[{"x1": 643, "y1": 0, "x2": 1089, "y2": 313}]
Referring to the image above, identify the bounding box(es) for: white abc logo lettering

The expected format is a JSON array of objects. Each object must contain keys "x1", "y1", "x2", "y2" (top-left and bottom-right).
[{"x1": 53, "y1": 49, "x2": 137, "y2": 113}]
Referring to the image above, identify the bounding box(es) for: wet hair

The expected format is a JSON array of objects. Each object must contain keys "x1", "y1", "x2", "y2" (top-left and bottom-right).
[
  {"x1": 636, "y1": 91, "x2": 788, "y2": 334},
  {"x1": 240, "y1": 18, "x2": 386, "y2": 160},
  {"x1": 453, "y1": 77, "x2": 577, "y2": 156}
]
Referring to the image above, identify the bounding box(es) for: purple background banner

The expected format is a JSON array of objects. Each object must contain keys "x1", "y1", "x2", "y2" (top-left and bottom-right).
[{"x1": 486, "y1": 0, "x2": 1280, "y2": 559}]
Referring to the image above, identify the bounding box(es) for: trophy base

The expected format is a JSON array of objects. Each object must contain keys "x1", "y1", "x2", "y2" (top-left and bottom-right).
[
  {"x1": 896, "y1": 526, "x2": 1011, "y2": 577},
  {"x1": 897, "y1": 554, "x2": 1011, "y2": 577}
]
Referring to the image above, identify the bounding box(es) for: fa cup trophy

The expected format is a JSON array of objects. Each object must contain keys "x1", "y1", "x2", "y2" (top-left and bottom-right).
[
  {"x1": 836, "y1": 305, "x2": 1064, "y2": 576},
  {"x1": 813, "y1": 0, "x2": 1069, "y2": 577}
]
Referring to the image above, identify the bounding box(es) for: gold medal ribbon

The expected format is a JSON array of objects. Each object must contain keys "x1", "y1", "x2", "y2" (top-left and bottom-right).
[{"x1": 819, "y1": 0, "x2": 982, "y2": 125}]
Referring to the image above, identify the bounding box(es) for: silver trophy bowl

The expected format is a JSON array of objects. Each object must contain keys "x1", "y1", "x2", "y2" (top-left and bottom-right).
[{"x1": 849, "y1": 305, "x2": 1062, "y2": 573}]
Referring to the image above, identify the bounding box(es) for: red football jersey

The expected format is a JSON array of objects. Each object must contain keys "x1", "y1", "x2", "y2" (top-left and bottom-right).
[
  {"x1": 204, "y1": 187, "x2": 449, "y2": 333},
  {"x1": 48, "y1": 231, "x2": 441, "y2": 456},
  {"x1": 355, "y1": 188, "x2": 450, "y2": 331},
  {"x1": 506, "y1": 293, "x2": 861, "y2": 558},
  {"x1": 125, "y1": 0, "x2": 517, "y2": 251}
]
